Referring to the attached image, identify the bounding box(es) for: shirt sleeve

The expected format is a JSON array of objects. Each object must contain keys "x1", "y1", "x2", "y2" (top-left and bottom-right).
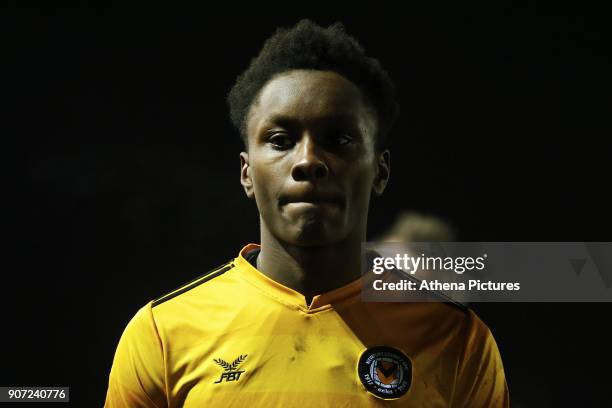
[
  {"x1": 452, "y1": 309, "x2": 510, "y2": 408},
  {"x1": 105, "y1": 302, "x2": 168, "y2": 408}
]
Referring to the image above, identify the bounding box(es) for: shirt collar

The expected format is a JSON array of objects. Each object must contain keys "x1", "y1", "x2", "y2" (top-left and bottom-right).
[{"x1": 234, "y1": 243, "x2": 363, "y2": 312}]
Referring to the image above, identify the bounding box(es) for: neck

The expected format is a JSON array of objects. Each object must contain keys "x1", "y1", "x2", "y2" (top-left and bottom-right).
[{"x1": 256, "y1": 221, "x2": 364, "y2": 303}]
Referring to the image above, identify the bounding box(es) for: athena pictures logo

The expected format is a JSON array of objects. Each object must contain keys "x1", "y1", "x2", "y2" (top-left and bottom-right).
[
  {"x1": 357, "y1": 346, "x2": 412, "y2": 399},
  {"x1": 213, "y1": 355, "x2": 248, "y2": 384}
]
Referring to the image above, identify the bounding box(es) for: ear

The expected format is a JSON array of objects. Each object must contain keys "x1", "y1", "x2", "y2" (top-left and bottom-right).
[
  {"x1": 372, "y1": 149, "x2": 390, "y2": 196},
  {"x1": 240, "y1": 152, "x2": 255, "y2": 199}
]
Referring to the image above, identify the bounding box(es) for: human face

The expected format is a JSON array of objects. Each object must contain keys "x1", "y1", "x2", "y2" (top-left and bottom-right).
[{"x1": 240, "y1": 70, "x2": 390, "y2": 247}]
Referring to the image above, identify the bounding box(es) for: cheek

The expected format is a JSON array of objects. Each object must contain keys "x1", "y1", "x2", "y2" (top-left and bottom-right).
[
  {"x1": 348, "y1": 162, "x2": 377, "y2": 199},
  {"x1": 250, "y1": 162, "x2": 282, "y2": 202}
]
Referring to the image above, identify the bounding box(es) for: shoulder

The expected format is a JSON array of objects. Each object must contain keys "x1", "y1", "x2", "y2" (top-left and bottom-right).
[
  {"x1": 106, "y1": 301, "x2": 167, "y2": 406},
  {"x1": 151, "y1": 260, "x2": 236, "y2": 308},
  {"x1": 461, "y1": 308, "x2": 502, "y2": 359},
  {"x1": 151, "y1": 244, "x2": 260, "y2": 309},
  {"x1": 452, "y1": 309, "x2": 509, "y2": 406}
]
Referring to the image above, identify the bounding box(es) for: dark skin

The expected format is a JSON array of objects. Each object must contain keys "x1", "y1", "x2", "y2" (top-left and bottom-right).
[{"x1": 240, "y1": 70, "x2": 391, "y2": 305}]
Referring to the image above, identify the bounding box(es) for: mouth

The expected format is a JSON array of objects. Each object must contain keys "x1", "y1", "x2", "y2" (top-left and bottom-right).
[{"x1": 279, "y1": 192, "x2": 345, "y2": 208}]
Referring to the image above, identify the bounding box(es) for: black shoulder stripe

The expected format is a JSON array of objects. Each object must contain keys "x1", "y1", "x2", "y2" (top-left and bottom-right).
[
  {"x1": 433, "y1": 288, "x2": 469, "y2": 313},
  {"x1": 152, "y1": 262, "x2": 234, "y2": 307},
  {"x1": 392, "y1": 268, "x2": 468, "y2": 313}
]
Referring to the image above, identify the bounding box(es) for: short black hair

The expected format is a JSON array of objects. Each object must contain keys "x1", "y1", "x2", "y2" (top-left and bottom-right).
[{"x1": 227, "y1": 19, "x2": 399, "y2": 151}]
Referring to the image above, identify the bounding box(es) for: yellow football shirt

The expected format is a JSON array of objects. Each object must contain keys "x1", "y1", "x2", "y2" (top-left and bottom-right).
[{"x1": 105, "y1": 243, "x2": 509, "y2": 407}]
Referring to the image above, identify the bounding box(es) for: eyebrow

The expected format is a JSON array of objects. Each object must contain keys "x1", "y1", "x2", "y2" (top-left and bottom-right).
[{"x1": 263, "y1": 113, "x2": 360, "y2": 129}]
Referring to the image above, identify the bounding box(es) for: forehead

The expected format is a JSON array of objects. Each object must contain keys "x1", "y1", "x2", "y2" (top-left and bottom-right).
[{"x1": 246, "y1": 70, "x2": 376, "y2": 136}]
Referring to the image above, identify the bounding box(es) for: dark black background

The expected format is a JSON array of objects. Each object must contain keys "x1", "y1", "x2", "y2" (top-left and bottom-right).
[{"x1": 4, "y1": 4, "x2": 611, "y2": 407}]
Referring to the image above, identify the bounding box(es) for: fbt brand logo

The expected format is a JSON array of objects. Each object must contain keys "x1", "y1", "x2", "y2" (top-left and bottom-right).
[{"x1": 213, "y1": 355, "x2": 248, "y2": 384}]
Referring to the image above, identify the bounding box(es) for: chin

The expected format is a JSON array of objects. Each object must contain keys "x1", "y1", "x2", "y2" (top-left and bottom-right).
[{"x1": 286, "y1": 223, "x2": 344, "y2": 247}]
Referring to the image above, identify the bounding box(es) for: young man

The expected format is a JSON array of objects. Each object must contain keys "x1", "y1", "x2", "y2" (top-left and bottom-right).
[{"x1": 105, "y1": 20, "x2": 509, "y2": 407}]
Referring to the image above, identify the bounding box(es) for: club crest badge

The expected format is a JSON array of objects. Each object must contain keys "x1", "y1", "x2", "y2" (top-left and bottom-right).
[{"x1": 357, "y1": 346, "x2": 412, "y2": 399}]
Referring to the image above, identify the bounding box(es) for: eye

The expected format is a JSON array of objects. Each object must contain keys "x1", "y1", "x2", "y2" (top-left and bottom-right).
[
  {"x1": 268, "y1": 132, "x2": 294, "y2": 150},
  {"x1": 333, "y1": 134, "x2": 354, "y2": 146}
]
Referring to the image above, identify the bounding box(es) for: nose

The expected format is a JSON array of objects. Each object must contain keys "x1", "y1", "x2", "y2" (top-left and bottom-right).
[{"x1": 290, "y1": 135, "x2": 329, "y2": 182}]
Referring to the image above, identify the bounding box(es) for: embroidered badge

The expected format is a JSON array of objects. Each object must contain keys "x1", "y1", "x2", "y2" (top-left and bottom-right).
[{"x1": 357, "y1": 346, "x2": 412, "y2": 399}]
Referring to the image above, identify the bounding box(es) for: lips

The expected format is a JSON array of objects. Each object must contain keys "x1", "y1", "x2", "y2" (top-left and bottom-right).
[{"x1": 279, "y1": 190, "x2": 345, "y2": 208}]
